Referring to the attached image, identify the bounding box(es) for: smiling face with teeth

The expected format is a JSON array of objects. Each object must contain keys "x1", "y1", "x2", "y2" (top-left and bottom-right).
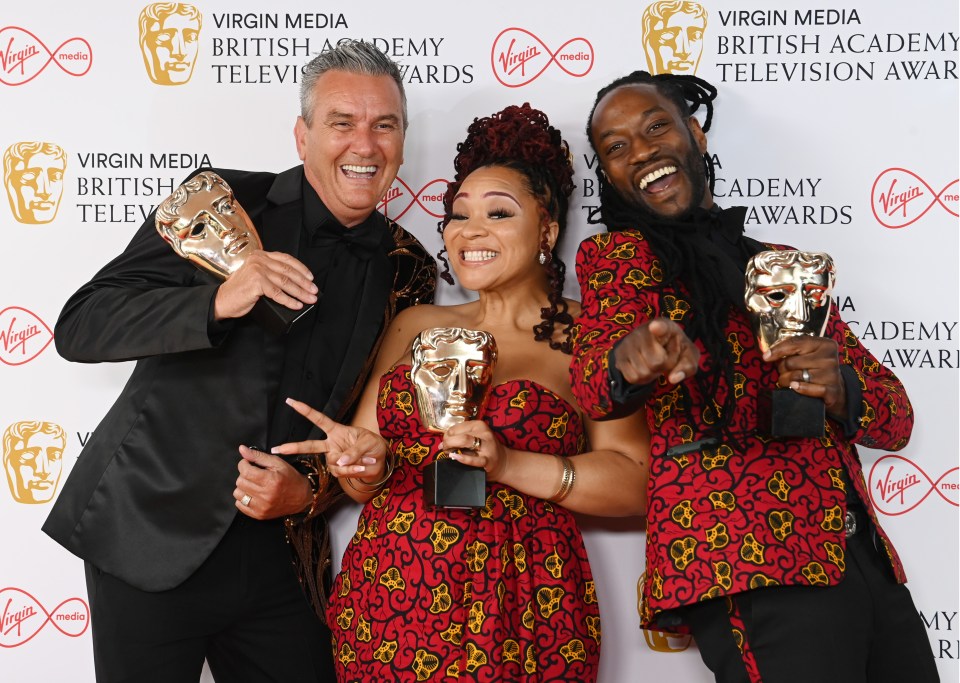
[
  {"x1": 294, "y1": 70, "x2": 405, "y2": 227},
  {"x1": 591, "y1": 83, "x2": 712, "y2": 220},
  {"x1": 443, "y1": 165, "x2": 557, "y2": 293}
]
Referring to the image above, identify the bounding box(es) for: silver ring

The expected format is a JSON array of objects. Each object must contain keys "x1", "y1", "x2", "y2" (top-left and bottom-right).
[
  {"x1": 801, "y1": 369, "x2": 811, "y2": 383},
  {"x1": 240, "y1": 493, "x2": 252, "y2": 506},
  {"x1": 471, "y1": 436, "x2": 482, "y2": 451}
]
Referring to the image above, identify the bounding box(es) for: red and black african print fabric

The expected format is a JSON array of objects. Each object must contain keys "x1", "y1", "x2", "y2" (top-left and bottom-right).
[
  {"x1": 569, "y1": 229, "x2": 913, "y2": 629},
  {"x1": 327, "y1": 365, "x2": 600, "y2": 682}
]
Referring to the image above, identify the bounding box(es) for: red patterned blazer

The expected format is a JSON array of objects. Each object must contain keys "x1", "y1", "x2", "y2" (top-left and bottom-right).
[{"x1": 570, "y1": 229, "x2": 913, "y2": 628}]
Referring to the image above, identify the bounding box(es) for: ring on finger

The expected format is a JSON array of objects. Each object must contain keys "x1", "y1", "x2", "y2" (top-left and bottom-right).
[
  {"x1": 801, "y1": 369, "x2": 811, "y2": 383},
  {"x1": 240, "y1": 493, "x2": 252, "y2": 506},
  {"x1": 471, "y1": 436, "x2": 482, "y2": 451}
]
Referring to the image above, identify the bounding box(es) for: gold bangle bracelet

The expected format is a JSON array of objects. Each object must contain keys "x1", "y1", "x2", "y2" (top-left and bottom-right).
[
  {"x1": 550, "y1": 456, "x2": 577, "y2": 503},
  {"x1": 343, "y1": 450, "x2": 396, "y2": 493}
]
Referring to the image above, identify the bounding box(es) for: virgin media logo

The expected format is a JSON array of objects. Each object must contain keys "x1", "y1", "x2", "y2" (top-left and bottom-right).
[
  {"x1": 491, "y1": 28, "x2": 594, "y2": 88},
  {"x1": 868, "y1": 454, "x2": 959, "y2": 516},
  {"x1": 0, "y1": 27, "x2": 92, "y2": 86},
  {"x1": 870, "y1": 168, "x2": 959, "y2": 229},
  {"x1": 378, "y1": 176, "x2": 449, "y2": 221},
  {"x1": 0, "y1": 307, "x2": 54, "y2": 366},
  {"x1": 0, "y1": 588, "x2": 89, "y2": 647}
]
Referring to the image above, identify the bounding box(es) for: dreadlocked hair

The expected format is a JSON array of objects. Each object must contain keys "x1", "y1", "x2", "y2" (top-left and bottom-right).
[
  {"x1": 438, "y1": 103, "x2": 576, "y2": 354},
  {"x1": 585, "y1": 70, "x2": 718, "y2": 192},
  {"x1": 587, "y1": 71, "x2": 740, "y2": 435}
]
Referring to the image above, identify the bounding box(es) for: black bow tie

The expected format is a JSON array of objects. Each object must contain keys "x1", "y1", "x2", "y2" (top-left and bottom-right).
[
  {"x1": 683, "y1": 205, "x2": 747, "y2": 244},
  {"x1": 712, "y1": 205, "x2": 747, "y2": 244},
  {"x1": 308, "y1": 217, "x2": 384, "y2": 260}
]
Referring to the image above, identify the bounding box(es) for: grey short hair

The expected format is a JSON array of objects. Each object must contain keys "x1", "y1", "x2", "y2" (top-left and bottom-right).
[{"x1": 299, "y1": 39, "x2": 407, "y2": 130}]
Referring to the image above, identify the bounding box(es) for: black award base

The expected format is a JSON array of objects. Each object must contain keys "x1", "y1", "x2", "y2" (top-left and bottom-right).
[
  {"x1": 759, "y1": 388, "x2": 825, "y2": 438},
  {"x1": 251, "y1": 298, "x2": 314, "y2": 335},
  {"x1": 424, "y1": 456, "x2": 486, "y2": 509}
]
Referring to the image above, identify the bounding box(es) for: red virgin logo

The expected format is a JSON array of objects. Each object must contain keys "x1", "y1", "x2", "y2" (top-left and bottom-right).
[
  {"x1": 868, "y1": 454, "x2": 959, "y2": 516},
  {"x1": 378, "y1": 176, "x2": 449, "y2": 221},
  {"x1": 0, "y1": 307, "x2": 54, "y2": 365},
  {"x1": 0, "y1": 588, "x2": 89, "y2": 647},
  {"x1": 491, "y1": 28, "x2": 594, "y2": 88},
  {"x1": 870, "y1": 168, "x2": 959, "y2": 228},
  {"x1": 0, "y1": 27, "x2": 92, "y2": 86}
]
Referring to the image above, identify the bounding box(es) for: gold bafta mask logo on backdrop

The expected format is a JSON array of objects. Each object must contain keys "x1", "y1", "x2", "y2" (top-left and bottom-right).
[
  {"x1": 138, "y1": 3, "x2": 202, "y2": 85},
  {"x1": 3, "y1": 142, "x2": 67, "y2": 225},
  {"x1": 641, "y1": 1, "x2": 708, "y2": 75},
  {"x1": 3, "y1": 421, "x2": 66, "y2": 504}
]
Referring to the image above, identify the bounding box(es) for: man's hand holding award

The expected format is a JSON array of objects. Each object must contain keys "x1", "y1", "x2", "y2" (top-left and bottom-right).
[{"x1": 156, "y1": 171, "x2": 314, "y2": 335}]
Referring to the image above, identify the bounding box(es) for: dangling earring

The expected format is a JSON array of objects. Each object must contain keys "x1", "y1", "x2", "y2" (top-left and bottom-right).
[{"x1": 538, "y1": 251, "x2": 548, "y2": 265}]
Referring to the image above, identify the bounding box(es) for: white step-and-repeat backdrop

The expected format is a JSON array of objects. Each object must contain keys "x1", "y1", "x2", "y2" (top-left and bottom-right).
[{"x1": 1, "y1": 1, "x2": 957, "y2": 681}]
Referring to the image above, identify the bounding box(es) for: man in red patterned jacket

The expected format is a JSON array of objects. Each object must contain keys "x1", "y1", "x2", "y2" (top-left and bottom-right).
[{"x1": 571, "y1": 70, "x2": 939, "y2": 683}]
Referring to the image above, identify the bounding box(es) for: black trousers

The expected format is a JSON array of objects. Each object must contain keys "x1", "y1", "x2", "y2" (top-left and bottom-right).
[
  {"x1": 681, "y1": 519, "x2": 939, "y2": 683},
  {"x1": 85, "y1": 515, "x2": 334, "y2": 683}
]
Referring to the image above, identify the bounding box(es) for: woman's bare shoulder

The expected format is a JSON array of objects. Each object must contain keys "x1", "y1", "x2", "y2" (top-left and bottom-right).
[{"x1": 391, "y1": 302, "x2": 472, "y2": 330}]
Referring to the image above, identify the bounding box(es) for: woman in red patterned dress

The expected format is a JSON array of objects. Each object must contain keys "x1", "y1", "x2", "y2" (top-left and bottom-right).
[{"x1": 275, "y1": 104, "x2": 650, "y2": 682}]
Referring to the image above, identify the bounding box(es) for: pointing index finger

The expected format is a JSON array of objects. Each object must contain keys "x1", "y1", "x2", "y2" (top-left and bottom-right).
[{"x1": 285, "y1": 398, "x2": 333, "y2": 430}]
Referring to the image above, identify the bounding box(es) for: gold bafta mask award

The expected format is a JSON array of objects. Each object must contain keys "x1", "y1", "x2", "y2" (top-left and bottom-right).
[
  {"x1": 156, "y1": 171, "x2": 312, "y2": 334},
  {"x1": 411, "y1": 327, "x2": 498, "y2": 509},
  {"x1": 745, "y1": 249, "x2": 836, "y2": 438}
]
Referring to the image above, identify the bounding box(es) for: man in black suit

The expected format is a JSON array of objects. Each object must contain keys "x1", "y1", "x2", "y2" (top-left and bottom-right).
[{"x1": 43, "y1": 40, "x2": 435, "y2": 682}]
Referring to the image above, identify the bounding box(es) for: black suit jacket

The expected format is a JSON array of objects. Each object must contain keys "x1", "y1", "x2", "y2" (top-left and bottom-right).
[{"x1": 42, "y1": 166, "x2": 435, "y2": 592}]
